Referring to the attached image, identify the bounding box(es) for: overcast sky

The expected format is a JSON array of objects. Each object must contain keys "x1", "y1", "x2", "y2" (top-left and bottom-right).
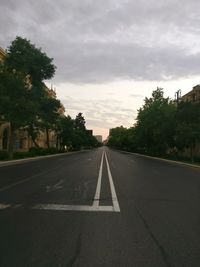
[{"x1": 1, "y1": 0, "x2": 200, "y2": 139}]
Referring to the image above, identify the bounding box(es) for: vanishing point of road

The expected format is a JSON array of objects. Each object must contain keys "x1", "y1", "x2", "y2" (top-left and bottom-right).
[{"x1": 0, "y1": 147, "x2": 200, "y2": 267}]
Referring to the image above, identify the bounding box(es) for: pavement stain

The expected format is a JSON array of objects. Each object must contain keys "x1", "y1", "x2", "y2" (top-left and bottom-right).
[{"x1": 66, "y1": 233, "x2": 82, "y2": 267}]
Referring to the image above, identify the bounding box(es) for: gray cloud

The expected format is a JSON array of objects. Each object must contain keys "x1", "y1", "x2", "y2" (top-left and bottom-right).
[
  {"x1": 1, "y1": 0, "x2": 200, "y2": 84},
  {"x1": 60, "y1": 97, "x2": 135, "y2": 129}
]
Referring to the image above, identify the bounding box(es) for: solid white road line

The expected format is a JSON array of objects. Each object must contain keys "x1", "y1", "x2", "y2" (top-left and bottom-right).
[
  {"x1": 0, "y1": 202, "x2": 116, "y2": 212},
  {"x1": 0, "y1": 149, "x2": 121, "y2": 213},
  {"x1": 92, "y1": 150, "x2": 104, "y2": 207},
  {"x1": 33, "y1": 203, "x2": 115, "y2": 212},
  {"x1": 105, "y1": 152, "x2": 120, "y2": 212}
]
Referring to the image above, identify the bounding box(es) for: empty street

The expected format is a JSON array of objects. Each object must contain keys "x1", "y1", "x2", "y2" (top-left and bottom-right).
[{"x1": 0, "y1": 147, "x2": 200, "y2": 267}]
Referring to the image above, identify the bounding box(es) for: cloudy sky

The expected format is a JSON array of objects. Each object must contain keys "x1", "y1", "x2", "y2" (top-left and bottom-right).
[{"x1": 1, "y1": 0, "x2": 200, "y2": 139}]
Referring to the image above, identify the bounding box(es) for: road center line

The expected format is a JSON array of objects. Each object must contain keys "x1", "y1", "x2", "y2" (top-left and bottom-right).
[
  {"x1": 33, "y1": 204, "x2": 115, "y2": 212},
  {"x1": 0, "y1": 149, "x2": 121, "y2": 213},
  {"x1": 105, "y1": 152, "x2": 120, "y2": 212},
  {"x1": 92, "y1": 150, "x2": 104, "y2": 207}
]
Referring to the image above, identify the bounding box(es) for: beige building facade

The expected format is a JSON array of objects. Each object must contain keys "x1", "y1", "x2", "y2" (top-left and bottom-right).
[
  {"x1": 0, "y1": 46, "x2": 6, "y2": 61},
  {"x1": 182, "y1": 85, "x2": 200, "y2": 103},
  {"x1": 0, "y1": 123, "x2": 57, "y2": 152}
]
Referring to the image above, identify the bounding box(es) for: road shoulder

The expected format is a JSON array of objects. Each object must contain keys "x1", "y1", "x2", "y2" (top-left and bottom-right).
[{"x1": 110, "y1": 148, "x2": 200, "y2": 169}]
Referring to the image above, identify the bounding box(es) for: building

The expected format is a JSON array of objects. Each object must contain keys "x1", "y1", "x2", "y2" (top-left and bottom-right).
[
  {"x1": 0, "y1": 46, "x2": 6, "y2": 61},
  {"x1": 182, "y1": 85, "x2": 200, "y2": 103},
  {"x1": 94, "y1": 135, "x2": 103, "y2": 143},
  {"x1": 178, "y1": 84, "x2": 200, "y2": 158}
]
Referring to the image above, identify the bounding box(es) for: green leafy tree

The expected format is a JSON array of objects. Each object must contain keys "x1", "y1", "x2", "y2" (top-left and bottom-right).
[
  {"x1": 39, "y1": 95, "x2": 62, "y2": 148},
  {"x1": 24, "y1": 83, "x2": 47, "y2": 148},
  {"x1": 108, "y1": 126, "x2": 129, "y2": 150},
  {"x1": 72, "y1": 113, "x2": 86, "y2": 149},
  {"x1": 74, "y1": 113, "x2": 86, "y2": 131},
  {"x1": 6, "y1": 36, "x2": 55, "y2": 86},
  {"x1": 56, "y1": 115, "x2": 74, "y2": 150},
  {"x1": 72, "y1": 113, "x2": 98, "y2": 150},
  {"x1": 0, "y1": 66, "x2": 33, "y2": 158},
  {"x1": 56, "y1": 113, "x2": 100, "y2": 151},
  {"x1": 0, "y1": 37, "x2": 56, "y2": 158},
  {"x1": 134, "y1": 88, "x2": 176, "y2": 155},
  {"x1": 175, "y1": 101, "x2": 200, "y2": 162}
]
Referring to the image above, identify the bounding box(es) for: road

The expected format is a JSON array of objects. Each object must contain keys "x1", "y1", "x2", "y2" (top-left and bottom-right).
[{"x1": 0, "y1": 147, "x2": 200, "y2": 267}]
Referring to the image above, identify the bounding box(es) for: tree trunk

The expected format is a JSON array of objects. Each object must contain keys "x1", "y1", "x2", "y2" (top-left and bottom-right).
[
  {"x1": 56, "y1": 135, "x2": 60, "y2": 150},
  {"x1": 46, "y1": 127, "x2": 50, "y2": 149},
  {"x1": 28, "y1": 124, "x2": 39, "y2": 148},
  {"x1": 8, "y1": 123, "x2": 15, "y2": 159},
  {"x1": 31, "y1": 135, "x2": 39, "y2": 148},
  {"x1": 190, "y1": 145, "x2": 194, "y2": 163}
]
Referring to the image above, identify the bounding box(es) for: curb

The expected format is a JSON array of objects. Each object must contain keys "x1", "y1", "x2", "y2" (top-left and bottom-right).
[
  {"x1": 113, "y1": 149, "x2": 200, "y2": 169},
  {"x1": 0, "y1": 150, "x2": 89, "y2": 168}
]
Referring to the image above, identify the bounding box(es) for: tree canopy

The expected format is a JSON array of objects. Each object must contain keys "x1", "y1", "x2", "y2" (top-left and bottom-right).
[
  {"x1": 0, "y1": 37, "x2": 56, "y2": 158},
  {"x1": 6, "y1": 36, "x2": 56, "y2": 85},
  {"x1": 0, "y1": 36, "x2": 100, "y2": 159},
  {"x1": 107, "y1": 87, "x2": 200, "y2": 162},
  {"x1": 135, "y1": 88, "x2": 176, "y2": 155},
  {"x1": 175, "y1": 101, "x2": 200, "y2": 161}
]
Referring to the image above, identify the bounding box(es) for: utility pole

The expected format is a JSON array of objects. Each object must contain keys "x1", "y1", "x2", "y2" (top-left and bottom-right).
[{"x1": 175, "y1": 89, "x2": 181, "y2": 103}]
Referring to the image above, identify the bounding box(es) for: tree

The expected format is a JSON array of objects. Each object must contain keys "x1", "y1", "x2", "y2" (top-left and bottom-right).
[
  {"x1": 74, "y1": 113, "x2": 86, "y2": 131},
  {"x1": 175, "y1": 101, "x2": 200, "y2": 162},
  {"x1": 108, "y1": 126, "x2": 128, "y2": 149},
  {"x1": 0, "y1": 65, "x2": 33, "y2": 158},
  {"x1": 6, "y1": 37, "x2": 55, "y2": 86},
  {"x1": 57, "y1": 115, "x2": 74, "y2": 150},
  {"x1": 134, "y1": 88, "x2": 176, "y2": 155},
  {"x1": 72, "y1": 113, "x2": 98, "y2": 150},
  {"x1": 39, "y1": 95, "x2": 63, "y2": 148},
  {"x1": 71, "y1": 113, "x2": 85, "y2": 149},
  {"x1": 0, "y1": 37, "x2": 56, "y2": 158},
  {"x1": 56, "y1": 113, "x2": 93, "y2": 151},
  {"x1": 24, "y1": 83, "x2": 46, "y2": 148}
]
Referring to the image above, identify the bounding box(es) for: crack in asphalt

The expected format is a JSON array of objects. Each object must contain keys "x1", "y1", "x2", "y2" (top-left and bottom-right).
[{"x1": 135, "y1": 205, "x2": 173, "y2": 267}]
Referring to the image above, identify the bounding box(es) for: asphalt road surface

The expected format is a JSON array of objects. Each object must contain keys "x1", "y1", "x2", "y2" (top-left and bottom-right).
[{"x1": 0, "y1": 147, "x2": 200, "y2": 267}]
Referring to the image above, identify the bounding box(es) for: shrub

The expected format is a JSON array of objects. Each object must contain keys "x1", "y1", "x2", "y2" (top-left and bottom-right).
[
  {"x1": 0, "y1": 150, "x2": 9, "y2": 160},
  {"x1": 29, "y1": 147, "x2": 60, "y2": 156},
  {"x1": 13, "y1": 151, "x2": 34, "y2": 159}
]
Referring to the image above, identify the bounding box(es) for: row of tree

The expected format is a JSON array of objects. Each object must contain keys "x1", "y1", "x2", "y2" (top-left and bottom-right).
[
  {"x1": 0, "y1": 37, "x2": 99, "y2": 159},
  {"x1": 108, "y1": 88, "x2": 200, "y2": 162},
  {"x1": 57, "y1": 113, "x2": 100, "y2": 151}
]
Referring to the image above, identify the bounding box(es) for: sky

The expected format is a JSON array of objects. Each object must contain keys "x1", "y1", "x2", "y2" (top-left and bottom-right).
[{"x1": 1, "y1": 0, "x2": 200, "y2": 139}]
